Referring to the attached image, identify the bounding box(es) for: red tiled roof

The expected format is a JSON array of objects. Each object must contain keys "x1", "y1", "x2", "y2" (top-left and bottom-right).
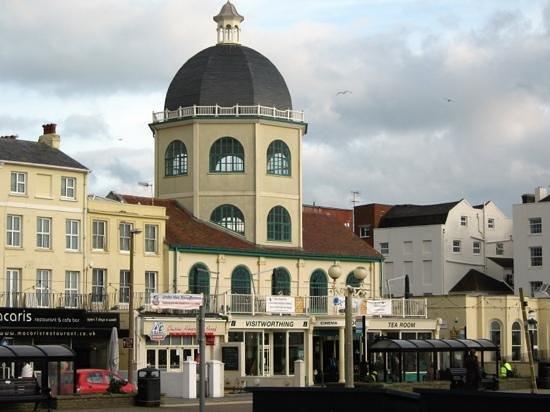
[{"x1": 112, "y1": 193, "x2": 382, "y2": 260}]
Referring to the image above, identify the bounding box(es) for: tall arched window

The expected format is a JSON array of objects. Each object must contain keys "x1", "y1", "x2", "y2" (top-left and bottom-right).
[
  {"x1": 210, "y1": 204, "x2": 245, "y2": 235},
  {"x1": 231, "y1": 265, "x2": 251, "y2": 294},
  {"x1": 511, "y1": 321, "x2": 522, "y2": 361},
  {"x1": 165, "y1": 140, "x2": 188, "y2": 176},
  {"x1": 272, "y1": 267, "x2": 291, "y2": 296},
  {"x1": 490, "y1": 320, "x2": 501, "y2": 361},
  {"x1": 267, "y1": 206, "x2": 291, "y2": 242},
  {"x1": 189, "y1": 263, "x2": 210, "y2": 296},
  {"x1": 267, "y1": 140, "x2": 291, "y2": 176},
  {"x1": 346, "y1": 271, "x2": 361, "y2": 288},
  {"x1": 310, "y1": 270, "x2": 328, "y2": 313},
  {"x1": 209, "y1": 136, "x2": 244, "y2": 172}
]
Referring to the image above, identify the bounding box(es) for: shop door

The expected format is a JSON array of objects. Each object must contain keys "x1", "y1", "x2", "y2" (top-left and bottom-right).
[{"x1": 262, "y1": 333, "x2": 270, "y2": 376}]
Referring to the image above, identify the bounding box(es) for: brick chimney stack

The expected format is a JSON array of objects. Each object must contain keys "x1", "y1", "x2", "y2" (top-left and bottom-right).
[{"x1": 38, "y1": 123, "x2": 60, "y2": 149}]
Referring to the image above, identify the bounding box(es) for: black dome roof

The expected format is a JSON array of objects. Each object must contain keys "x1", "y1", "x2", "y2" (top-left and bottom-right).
[{"x1": 165, "y1": 44, "x2": 292, "y2": 111}]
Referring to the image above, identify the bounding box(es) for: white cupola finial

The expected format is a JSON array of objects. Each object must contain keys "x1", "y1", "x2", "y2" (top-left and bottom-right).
[{"x1": 213, "y1": 1, "x2": 244, "y2": 45}]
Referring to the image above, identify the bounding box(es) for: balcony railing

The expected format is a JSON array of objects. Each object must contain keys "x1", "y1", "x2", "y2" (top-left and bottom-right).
[
  {"x1": 0, "y1": 292, "x2": 427, "y2": 318},
  {"x1": 152, "y1": 104, "x2": 305, "y2": 124}
]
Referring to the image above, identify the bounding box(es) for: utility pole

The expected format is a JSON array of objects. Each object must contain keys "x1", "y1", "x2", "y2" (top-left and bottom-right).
[
  {"x1": 344, "y1": 288, "x2": 354, "y2": 388},
  {"x1": 351, "y1": 191, "x2": 360, "y2": 233},
  {"x1": 519, "y1": 288, "x2": 537, "y2": 394},
  {"x1": 198, "y1": 302, "x2": 206, "y2": 412},
  {"x1": 127, "y1": 228, "x2": 141, "y2": 385}
]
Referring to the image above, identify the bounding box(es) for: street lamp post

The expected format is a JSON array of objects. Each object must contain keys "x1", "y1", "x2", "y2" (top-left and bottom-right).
[{"x1": 127, "y1": 228, "x2": 142, "y2": 385}]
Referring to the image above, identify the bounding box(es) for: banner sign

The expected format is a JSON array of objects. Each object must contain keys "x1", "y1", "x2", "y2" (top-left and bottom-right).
[
  {"x1": 266, "y1": 296, "x2": 295, "y2": 314},
  {"x1": 367, "y1": 300, "x2": 392, "y2": 316},
  {"x1": 150, "y1": 293, "x2": 203, "y2": 310},
  {"x1": 0, "y1": 308, "x2": 119, "y2": 338}
]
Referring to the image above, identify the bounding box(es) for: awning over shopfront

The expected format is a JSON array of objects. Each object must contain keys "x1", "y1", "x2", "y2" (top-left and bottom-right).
[{"x1": 369, "y1": 338, "x2": 498, "y2": 353}]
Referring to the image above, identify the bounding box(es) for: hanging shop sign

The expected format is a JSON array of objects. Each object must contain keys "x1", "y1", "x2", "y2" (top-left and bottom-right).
[
  {"x1": 266, "y1": 296, "x2": 295, "y2": 314},
  {"x1": 149, "y1": 322, "x2": 167, "y2": 341},
  {"x1": 367, "y1": 300, "x2": 392, "y2": 316},
  {"x1": 0, "y1": 308, "x2": 119, "y2": 338},
  {"x1": 150, "y1": 293, "x2": 203, "y2": 310}
]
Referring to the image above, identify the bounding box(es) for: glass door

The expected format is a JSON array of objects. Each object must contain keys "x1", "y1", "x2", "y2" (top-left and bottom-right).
[{"x1": 262, "y1": 333, "x2": 270, "y2": 376}]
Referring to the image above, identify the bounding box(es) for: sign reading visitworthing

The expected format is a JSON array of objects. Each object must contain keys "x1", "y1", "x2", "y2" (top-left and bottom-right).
[
  {"x1": 150, "y1": 293, "x2": 203, "y2": 310},
  {"x1": 366, "y1": 299, "x2": 392, "y2": 316},
  {"x1": 266, "y1": 296, "x2": 295, "y2": 314}
]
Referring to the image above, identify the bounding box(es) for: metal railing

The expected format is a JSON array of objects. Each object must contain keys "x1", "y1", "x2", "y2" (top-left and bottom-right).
[{"x1": 152, "y1": 104, "x2": 305, "y2": 124}]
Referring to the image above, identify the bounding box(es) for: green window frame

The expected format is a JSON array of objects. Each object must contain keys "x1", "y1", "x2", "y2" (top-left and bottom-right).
[
  {"x1": 189, "y1": 263, "x2": 210, "y2": 296},
  {"x1": 267, "y1": 140, "x2": 291, "y2": 176},
  {"x1": 267, "y1": 206, "x2": 291, "y2": 242},
  {"x1": 209, "y1": 136, "x2": 244, "y2": 173},
  {"x1": 210, "y1": 204, "x2": 245, "y2": 235},
  {"x1": 272, "y1": 267, "x2": 291, "y2": 296},
  {"x1": 165, "y1": 140, "x2": 188, "y2": 176},
  {"x1": 310, "y1": 270, "x2": 327, "y2": 296},
  {"x1": 346, "y1": 271, "x2": 361, "y2": 288},
  {"x1": 231, "y1": 265, "x2": 251, "y2": 294}
]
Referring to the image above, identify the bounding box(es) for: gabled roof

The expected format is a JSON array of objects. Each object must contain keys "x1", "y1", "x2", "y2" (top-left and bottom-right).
[
  {"x1": 378, "y1": 200, "x2": 461, "y2": 228},
  {"x1": 488, "y1": 257, "x2": 514, "y2": 269},
  {"x1": 540, "y1": 194, "x2": 550, "y2": 202},
  {"x1": 111, "y1": 194, "x2": 382, "y2": 261},
  {"x1": 0, "y1": 138, "x2": 88, "y2": 170},
  {"x1": 449, "y1": 269, "x2": 513, "y2": 294}
]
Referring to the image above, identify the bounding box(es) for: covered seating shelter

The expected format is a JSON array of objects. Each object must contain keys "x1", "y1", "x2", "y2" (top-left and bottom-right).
[
  {"x1": 368, "y1": 339, "x2": 500, "y2": 383},
  {"x1": 0, "y1": 345, "x2": 76, "y2": 396}
]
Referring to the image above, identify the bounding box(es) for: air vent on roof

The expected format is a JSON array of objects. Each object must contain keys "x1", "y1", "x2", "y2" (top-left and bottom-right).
[{"x1": 521, "y1": 194, "x2": 535, "y2": 204}]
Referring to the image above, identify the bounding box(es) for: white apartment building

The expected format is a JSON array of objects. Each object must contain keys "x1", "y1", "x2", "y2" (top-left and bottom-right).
[
  {"x1": 374, "y1": 199, "x2": 513, "y2": 296},
  {"x1": 513, "y1": 186, "x2": 550, "y2": 297}
]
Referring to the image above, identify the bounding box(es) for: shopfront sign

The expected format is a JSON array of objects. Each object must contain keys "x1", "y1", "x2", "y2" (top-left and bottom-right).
[
  {"x1": 266, "y1": 296, "x2": 295, "y2": 314},
  {"x1": 149, "y1": 322, "x2": 167, "y2": 341},
  {"x1": 229, "y1": 317, "x2": 309, "y2": 329},
  {"x1": 367, "y1": 300, "x2": 392, "y2": 316},
  {"x1": 0, "y1": 308, "x2": 119, "y2": 338},
  {"x1": 368, "y1": 318, "x2": 437, "y2": 331},
  {"x1": 143, "y1": 319, "x2": 226, "y2": 337},
  {"x1": 150, "y1": 293, "x2": 203, "y2": 310}
]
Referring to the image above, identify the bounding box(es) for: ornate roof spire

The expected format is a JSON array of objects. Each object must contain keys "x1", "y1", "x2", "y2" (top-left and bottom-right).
[{"x1": 213, "y1": 1, "x2": 244, "y2": 44}]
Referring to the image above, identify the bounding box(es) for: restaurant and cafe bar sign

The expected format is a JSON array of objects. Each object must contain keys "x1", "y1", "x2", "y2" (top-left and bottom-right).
[{"x1": 0, "y1": 308, "x2": 119, "y2": 338}]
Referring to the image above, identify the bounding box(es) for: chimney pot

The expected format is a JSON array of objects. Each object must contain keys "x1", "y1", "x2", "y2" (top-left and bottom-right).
[{"x1": 42, "y1": 123, "x2": 57, "y2": 135}]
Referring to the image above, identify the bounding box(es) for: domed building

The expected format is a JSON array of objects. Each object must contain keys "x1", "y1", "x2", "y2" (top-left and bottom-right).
[{"x1": 152, "y1": 1, "x2": 306, "y2": 247}]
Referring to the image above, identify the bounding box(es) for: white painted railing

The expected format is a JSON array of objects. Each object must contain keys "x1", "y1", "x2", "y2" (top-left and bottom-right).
[{"x1": 152, "y1": 104, "x2": 305, "y2": 124}]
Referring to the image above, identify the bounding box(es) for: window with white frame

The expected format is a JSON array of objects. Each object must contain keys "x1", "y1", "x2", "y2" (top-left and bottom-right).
[
  {"x1": 145, "y1": 271, "x2": 158, "y2": 303},
  {"x1": 359, "y1": 225, "x2": 371, "y2": 238},
  {"x1": 92, "y1": 220, "x2": 106, "y2": 250},
  {"x1": 36, "y1": 269, "x2": 51, "y2": 307},
  {"x1": 530, "y1": 247, "x2": 542, "y2": 267},
  {"x1": 460, "y1": 216, "x2": 468, "y2": 226},
  {"x1": 65, "y1": 271, "x2": 80, "y2": 308},
  {"x1": 119, "y1": 222, "x2": 132, "y2": 252},
  {"x1": 488, "y1": 218, "x2": 495, "y2": 229},
  {"x1": 511, "y1": 321, "x2": 522, "y2": 361},
  {"x1": 473, "y1": 241, "x2": 481, "y2": 255},
  {"x1": 61, "y1": 176, "x2": 76, "y2": 199},
  {"x1": 529, "y1": 217, "x2": 542, "y2": 234},
  {"x1": 119, "y1": 270, "x2": 130, "y2": 304},
  {"x1": 92, "y1": 268, "x2": 106, "y2": 303},
  {"x1": 10, "y1": 172, "x2": 26, "y2": 194},
  {"x1": 145, "y1": 224, "x2": 158, "y2": 253},
  {"x1": 65, "y1": 219, "x2": 80, "y2": 250},
  {"x1": 6, "y1": 269, "x2": 21, "y2": 307},
  {"x1": 496, "y1": 242, "x2": 504, "y2": 256},
  {"x1": 379, "y1": 242, "x2": 389, "y2": 255},
  {"x1": 6, "y1": 215, "x2": 22, "y2": 247},
  {"x1": 452, "y1": 240, "x2": 461, "y2": 253},
  {"x1": 37, "y1": 217, "x2": 52, "y2": 249}
]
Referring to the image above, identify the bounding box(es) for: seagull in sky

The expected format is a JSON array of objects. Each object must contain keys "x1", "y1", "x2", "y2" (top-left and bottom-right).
[
  {"x1": 444, "y1": 98, "x2": 453, "y2": 102},
  {"x1": 336, "y1": 90, "x2": 352, "y2": 96}
]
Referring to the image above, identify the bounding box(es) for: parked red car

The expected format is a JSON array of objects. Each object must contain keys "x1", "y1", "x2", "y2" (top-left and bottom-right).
[{"x1": 76, "y1": 369, "x2": 136, "y2": 394}]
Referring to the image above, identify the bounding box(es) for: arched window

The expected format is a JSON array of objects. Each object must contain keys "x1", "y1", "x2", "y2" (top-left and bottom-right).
[
  {"x1": 272, "y1": 267, "x2": 291, "y2": 296},
  {"x1": 310, "y1": 270, "x2": 328, "y2": 313},
  {"x1": 511, "y1": 321, "x2": 522, "y2": 361},
  {"x1": 189, "y1": 263, "x2": 210, "y2": 296},
  {"x1": 165, "y1": 140, "x2": 188, "y2": 176},
  {"x1": 209, "y1": 137, "x2": 244, "y2": 172},
  {"x1": 231, "y1": 265, "x2": 251, "y2": 294},
  {"x1": 210, "y1": 204, "x2": 245, "y2": 235},
  {"x1": 346, "y1": 271, "x2": 361, "y2": 288},
  {"x1": 490, "y1": 320, "x2": 501, "y2": 361},
  {"x1": 267, "y1": 140, "x2": 291, "y2": 176},
  {"x1": 267, "y1": 206, "x2": 291, "y2": 242}
]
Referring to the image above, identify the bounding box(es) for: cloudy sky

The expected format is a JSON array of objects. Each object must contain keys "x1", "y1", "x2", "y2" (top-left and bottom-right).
[{"x1": 2, "y1": 0, "x2": 550, "y2": 215}]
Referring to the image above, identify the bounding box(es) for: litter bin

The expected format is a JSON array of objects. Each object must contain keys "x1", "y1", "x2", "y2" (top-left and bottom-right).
[
  {"x1": 136, "y1": 367, "x2": 161, "y2": 407},
  {"x1": 537, "y1": 360, "x2": 550, "y2": 389}
]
